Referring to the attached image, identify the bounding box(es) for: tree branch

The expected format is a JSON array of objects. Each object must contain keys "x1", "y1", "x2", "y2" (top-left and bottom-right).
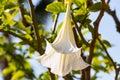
[
  {"x1": 73, "y1": 27, "x2": 82, "y2": 48},
  {"x1": 63, "y1": 74, "x2": 73, "y2": 80},
  {"x1": 85, "y1": 0, "x2": 106, "y2": 80},
  {"x1": 71, "y1": 13, "x2": 90, "y2": 46},
  {"x1": 106, "y1": 9, "x2": 120, "y2": 32},
  {"x1": 71, "y1": 4, "x2": 90, "y2": 80},
  {"x1": 87, "y1": 0, "x2": 93, "y2": 7},
  {"x1": 97, "y1": 38, "x2": 120, "y2": 80},
  {"x1": 52, "y1": 14, "x2": 59, "y2": 34},
  {"x1": 71, "y1": 8, "x2": 91, "y2": 80},
  {"x1": 0, "y1": 29, "x2": 37, "y2": 51},
  {"x1": 115, "y1": 67, "x2": 120, "y2": 80},
  {"x1": 88, "y1": 0, "x2": 105, "y2": 64},
  {"x1": 97, "y1": 38, "x2": 116, "y2": 67},
  {"x1": 48, "y1": 68, "x2": 55, "y2": 80},
  {"x1": 28, "y1": 0, "x2": 44, "y2": 54},
  {"x1": 0, "y1": 34, "x2": 12, "y2": 80},
  {"x1": 18, "y1": 0, "x2": 29, "y2": 27},
  {"x1": 27, "y1": 0, "x2": 56, "y2": 80}
]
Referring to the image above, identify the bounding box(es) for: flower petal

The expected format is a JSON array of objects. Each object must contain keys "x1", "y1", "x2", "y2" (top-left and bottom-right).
[{"x1": 36, "y1": 3, "x2": 89, "y2": 76}]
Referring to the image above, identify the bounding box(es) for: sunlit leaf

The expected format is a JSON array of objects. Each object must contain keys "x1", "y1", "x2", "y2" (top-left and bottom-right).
[
  {"x1": 5, "y1": 2, "x2": 18, "y2": 10},
  {"x1": 11, "y1": 9, "x2": 19, "y2": 17},
  {"x1": 11, "y1": 70, "x2": 25, "y2": 80},
  {"x1": 38, "y1": 71, "x2": 50, "y2": 80},
  {"x1": 28, "y1": 47, "x2": 35, "y2": 57},
  {"x1": 2, "y1": 67, "x2": 13, "y2": 76},
  {"x1": 24, "y1": 15, "x2": 32, "y2": 23},
  {"x1": 25, "y1": 34, "x2": 33, "y2": 41},
  {"x1": 73, "y1": 0, "x2": 87, "y2": 7},
  {"x1": 74, "y1": 8, "x2": 87, "y2": 15},
  {"x1": 3, "y1": 12, "x2": 16, "y2": 26},
  {"x1": 56, "y1": 22, "x2": 63, "y2": 34},
  {"x1": 0, "y1": 5, "x2": 4, "y2": 14},
  {"x1": 15, "y1": 21, "x2": 26, "y2": 30},
  {"x1": 74, "y1": 0, "x2": 87, "y2": 16},
  {"x1": 45, "y1": 2, "x2": 66, "y2": 13},
  {"x1": 0, "y1": 36, "x2": 5, "y2": 44},
  {"x1": 65, "y1": 0, "x2": 73, "y2": 3},
  {"x1": 23, "y1": 61, "x2": 31, "y2": 70}
]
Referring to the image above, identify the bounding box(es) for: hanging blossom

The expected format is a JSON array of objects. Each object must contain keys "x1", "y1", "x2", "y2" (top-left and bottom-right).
[{"x1": 36, "y1": 3, "x2": 89, "y2": 76}]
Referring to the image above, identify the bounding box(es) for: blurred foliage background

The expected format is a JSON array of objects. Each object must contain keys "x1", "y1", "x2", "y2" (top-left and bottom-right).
[{"x1": 0, "y1": 0, "x2": 120, "y2": 80}]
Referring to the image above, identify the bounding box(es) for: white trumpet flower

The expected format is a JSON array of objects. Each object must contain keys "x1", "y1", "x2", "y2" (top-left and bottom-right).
[{"x1": 36, "y1": 4, "x2": 89, "y2": 76}]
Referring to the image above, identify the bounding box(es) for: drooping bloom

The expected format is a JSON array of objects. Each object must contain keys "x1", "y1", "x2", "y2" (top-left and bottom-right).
[{"x1": 36, "y1": 3, "x2": 89, "y2": 76}]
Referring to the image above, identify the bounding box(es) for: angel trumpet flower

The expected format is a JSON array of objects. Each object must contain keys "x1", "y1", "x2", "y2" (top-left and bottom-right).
[{"x1": 36, "y1": 3, "x2": 89, "y2": 76}]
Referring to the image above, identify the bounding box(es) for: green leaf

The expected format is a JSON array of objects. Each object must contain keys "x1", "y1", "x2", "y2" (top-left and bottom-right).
[
  {"x1": 0, "y1": 5, "x2": 4, "y2": 14},
  {"x1": 102, "y1": 40, "x2": 112, "y2": 47},
  {"x1": 23, "y1": 61, "x2": 31, "y2": 70},
  {"x1": 25, "y1": 34, "x2": 33, "y2": 41},
  {"x1": 28, "y1": 47, "x2": 35, "y2": 57},
  {"x1": 43, "y1": 30, "x2": 51, "y2": 36},
  {"x1": 25, "y1": 26, "x2": 32, "y2": 34},
  {"x1": 0, "y1": 0, "x2": 7, "y2": 5},
  {"x1": 0, "y1": 47, "x2": 5, "y2": 55},
  {"x1": 56, "y1": 22, "x2": 63, "y2": 34},
  {"x1": 45, "y1": 2, "x2": 66, "y2": 13},
  {"x1": 84, "y1": 19, "x2": 91, "y2": 25},
  {"x1": 2, "y1": 67, "x2": 13, "y2": 76},
  {"x1": 11, "y1": 9, "x2": 19, "y2": 17},
  {"x1": 65, "y1": 0, "x2": 73, "y2": 3},
  {"x1": 74, "y1": 8, "x2": 87, "y2": 15},
  {"x1": 15, "y1": 21, "x2": 26, "y2": 30},
  {"x1": 95, "y1": 41, "x2": 104, "y2": 51},
  {"x1": 38, "y1": 71, "x2": 50, "y2": 80},
  {"x1": 0, "y1": 54, "x2": 6, "y2": 60},
  {"x1": 74, "y1": 15, "x2": 86, "y2": 22},
  {"x1": 24, "y1": 15, "x2": 32, "y2": 23},
  {"x1": 73, "y1": 0, "x2": 86, "y2": 7},
  {"x1": 11, "y1": 70, "x2": 25, "y2": 80},
  {"x1": 3, "y1": 12, "x2": 16, "y2": 26},
  {"x1": 0, "y1": 36, "x2": 5, "y2": 44},
  {"x1": 89, "y1": 2, "x2": 102, "y2": 12},
  {"x1": 15, "y1": 21, "x2": 32, "y2": 34},
  {"x1": 5, "y1": 2, "x2": 18, "y2": 10},
  {"x1": 3, "y1": 12, "x2": 12, "y2": 21},
  {"x1": 51, "y1": 13, "x2": 56, "y2": 21},
  {"x1": 87, "y1": 25, "x2": 94, "y2": 34},
  {"x1": 74, "y1": 0, "x2": 87, "y2": 15},
  {"x1": 92, "y1": 57, "x2": 107, "y2": 72},
  {"x1": 72, "y1": 70, "x2": 80, "y2": 75}
]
